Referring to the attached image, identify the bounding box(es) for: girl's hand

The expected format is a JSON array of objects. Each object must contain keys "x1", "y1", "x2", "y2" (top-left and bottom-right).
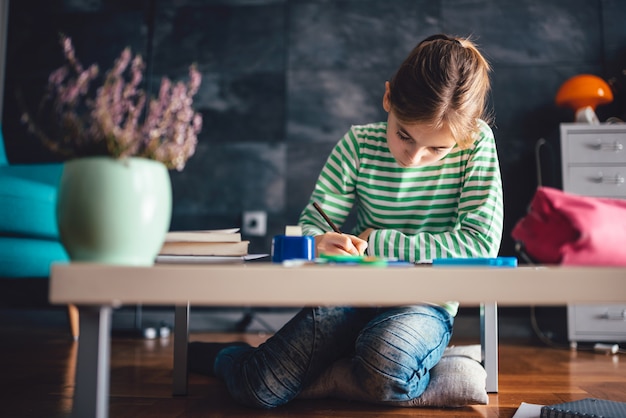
[{"x1": 315, "y1": 232, "x2": 368, "y2": 256}]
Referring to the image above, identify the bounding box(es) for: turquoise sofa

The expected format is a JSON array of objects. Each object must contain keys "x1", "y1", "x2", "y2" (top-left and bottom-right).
[
  {"x1": 0, "y1": 126, "x2": 72, "y2": 330},
  {"x1": 0, "y1": 126, "x2": 68, "y2": 277}
]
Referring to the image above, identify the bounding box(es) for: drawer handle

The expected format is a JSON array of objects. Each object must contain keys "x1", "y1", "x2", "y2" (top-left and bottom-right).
[
  {"x1": 594, "y1": 172, "x2": 625, "y2": 185},
  {"x1": 590, "y1": 141, "x2": 624, "y2": 152},
  {"x1": 598, "y1": 310, "x2": 626, "y2": 321}
]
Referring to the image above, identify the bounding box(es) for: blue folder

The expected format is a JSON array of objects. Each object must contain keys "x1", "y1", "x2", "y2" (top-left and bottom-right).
[{"x1": 432, "y1": 257, "x2": 518, "y2": 267}]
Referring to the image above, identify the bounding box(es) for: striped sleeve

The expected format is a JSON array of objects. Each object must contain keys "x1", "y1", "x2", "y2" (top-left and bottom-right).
[{"x1": 299, "y1": 127, "x2": 363, "y2": 236}]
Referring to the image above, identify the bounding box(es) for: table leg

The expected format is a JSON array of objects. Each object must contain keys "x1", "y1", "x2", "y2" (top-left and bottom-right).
[
  {"x1": 481, "y1": 302, "x2": 499, "y2": 393},
  {"x1": 173, "y1": 303, "x2": 190, "y2": 396},
  {"x1": 72, "y1": 306, "x2": 112, "y2": 418}
]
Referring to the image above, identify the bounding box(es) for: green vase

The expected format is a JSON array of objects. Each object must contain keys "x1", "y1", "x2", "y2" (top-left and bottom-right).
[{"x1": 56, "y1": 157, "x2": 172, "y2": 266}]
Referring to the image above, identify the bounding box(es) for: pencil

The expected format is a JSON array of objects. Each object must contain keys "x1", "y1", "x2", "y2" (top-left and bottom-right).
[{"x1": 312, "y1": 202, "x2": 342, "y2": 233}]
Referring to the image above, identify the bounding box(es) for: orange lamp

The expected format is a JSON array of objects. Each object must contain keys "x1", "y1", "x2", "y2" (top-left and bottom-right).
[{"x1": 555, "y1": 74, "x2": 614, "y2": 111}]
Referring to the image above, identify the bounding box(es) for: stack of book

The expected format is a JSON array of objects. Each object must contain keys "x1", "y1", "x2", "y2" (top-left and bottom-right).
[{"x1": 157, "y1": 228, "x2": 250, "y2": 262}]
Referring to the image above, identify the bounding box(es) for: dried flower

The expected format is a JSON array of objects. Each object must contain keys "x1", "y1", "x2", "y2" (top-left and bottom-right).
[{"x1": 21, "y1": 35, "x2": 202, "y2": 171}]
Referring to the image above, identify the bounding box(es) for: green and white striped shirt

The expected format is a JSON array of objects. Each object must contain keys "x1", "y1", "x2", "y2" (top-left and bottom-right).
[{"x1": 299, "y1": 120, "x2": 504, "y2": 263}]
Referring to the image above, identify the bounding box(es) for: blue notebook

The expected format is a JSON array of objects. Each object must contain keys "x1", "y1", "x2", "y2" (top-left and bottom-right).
[{"x1": 540, "y1": 398, "x2": 626, "y2": 418}]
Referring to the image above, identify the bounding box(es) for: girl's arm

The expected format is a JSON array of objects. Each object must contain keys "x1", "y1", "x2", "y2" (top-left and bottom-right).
[{"x1": 299, "y1": 130, "x2": 360, "y2": 236}]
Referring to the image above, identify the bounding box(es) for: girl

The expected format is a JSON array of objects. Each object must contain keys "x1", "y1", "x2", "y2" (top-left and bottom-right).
[{"x1": 189, "y1": 33, "x2": 503, "y2": 409}]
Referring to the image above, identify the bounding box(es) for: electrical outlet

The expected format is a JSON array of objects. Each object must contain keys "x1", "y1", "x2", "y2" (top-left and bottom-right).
[{"x1": 242, "y1": 211, "x2": 267, "y2": 236}]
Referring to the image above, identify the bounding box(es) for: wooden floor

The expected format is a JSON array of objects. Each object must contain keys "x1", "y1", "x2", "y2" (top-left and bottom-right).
[{"x1": 1, "y1": 316, "x2": 626, "y2": 418}]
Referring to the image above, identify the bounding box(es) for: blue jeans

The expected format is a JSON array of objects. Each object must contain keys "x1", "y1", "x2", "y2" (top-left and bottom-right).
[{"x1": 214, "y1": 305, "x2": 453, "y2": 409}]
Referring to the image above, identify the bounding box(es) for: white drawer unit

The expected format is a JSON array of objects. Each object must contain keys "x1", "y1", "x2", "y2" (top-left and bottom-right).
[
  {"x1": 567, "y1": 304, "x2": 626, "y2": 343},
  {"x1": 561, "y1": 123, "x2": 626, "y2": 343},
  {"x1": 561, "y1": 123, "x2": 626, "y2": 198}
]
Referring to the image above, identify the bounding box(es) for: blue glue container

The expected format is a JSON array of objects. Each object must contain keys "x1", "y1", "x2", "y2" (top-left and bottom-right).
[{"x1": 271, "y1": 235, "x2": 314, "y2": 263}]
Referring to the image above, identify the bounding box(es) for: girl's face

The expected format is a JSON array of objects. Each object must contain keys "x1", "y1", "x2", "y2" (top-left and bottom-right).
[{"x1": 383, "y1": 82, "x2": 456, "y2": 168}]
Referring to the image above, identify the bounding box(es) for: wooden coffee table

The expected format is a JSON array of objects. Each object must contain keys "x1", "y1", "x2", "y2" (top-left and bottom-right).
[{"x1": 49, "y1": 262, "x2": 626, "y2": 418}]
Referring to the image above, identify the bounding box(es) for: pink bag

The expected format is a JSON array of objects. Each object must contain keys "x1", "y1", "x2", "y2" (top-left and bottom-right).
[{"x1": 511, "y1": 187, "x2": 626, "y2": 266}]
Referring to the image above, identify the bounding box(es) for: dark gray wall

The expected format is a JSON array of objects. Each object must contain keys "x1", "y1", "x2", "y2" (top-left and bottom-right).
[{"x1": 3, "y1": 0, "x2": 626, "y2": 257}]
